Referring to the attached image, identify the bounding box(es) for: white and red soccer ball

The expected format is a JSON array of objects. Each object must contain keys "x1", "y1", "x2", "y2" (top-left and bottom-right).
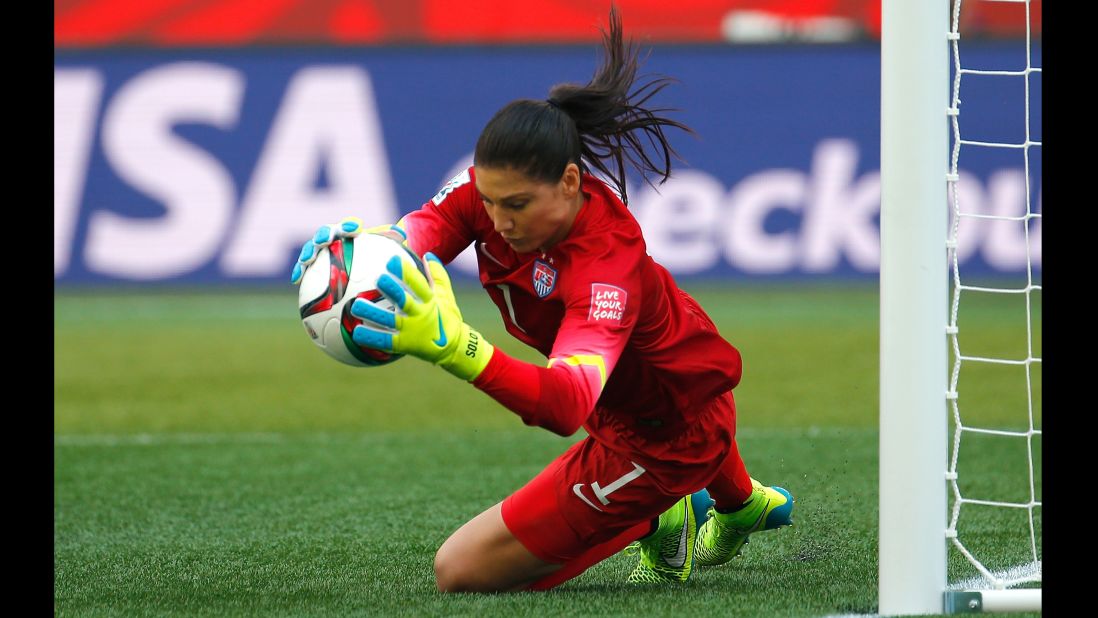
[{"x1": 297, "y1": 233, "x2": 426, "y2": 367}]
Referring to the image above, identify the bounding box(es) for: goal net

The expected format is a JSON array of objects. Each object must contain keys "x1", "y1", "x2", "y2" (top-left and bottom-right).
[{"x1": 943, "y1": 0, "x2": 1041, "y2": 613}]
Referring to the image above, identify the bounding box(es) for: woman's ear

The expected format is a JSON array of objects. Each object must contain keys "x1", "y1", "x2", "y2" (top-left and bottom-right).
[{"x1": 560, "y1": 162, "x2": 582, "y2": 198}]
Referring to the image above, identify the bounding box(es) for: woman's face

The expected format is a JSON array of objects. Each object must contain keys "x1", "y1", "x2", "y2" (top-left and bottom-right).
[{"x1": 474, "y1": 163, "x2": 583, "y2": 254}]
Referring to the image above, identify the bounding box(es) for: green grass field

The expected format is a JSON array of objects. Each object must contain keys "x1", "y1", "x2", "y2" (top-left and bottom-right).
[{"x1": 55, "y1": 283, "x2": 1041, "y2": 616}]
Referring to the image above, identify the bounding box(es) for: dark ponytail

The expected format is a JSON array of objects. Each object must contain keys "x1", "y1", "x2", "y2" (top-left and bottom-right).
[{"x1": 474, "y1": 6, "x2": 692, "y2": 205}]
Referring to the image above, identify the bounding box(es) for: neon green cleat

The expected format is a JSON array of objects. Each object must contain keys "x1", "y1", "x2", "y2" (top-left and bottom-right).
[
  {"x1": 694, "y1": 478, "x2": 794, "y2": 567},
  {"x1": 625, "y1": 495, "x2": 699, "y2": 584}
]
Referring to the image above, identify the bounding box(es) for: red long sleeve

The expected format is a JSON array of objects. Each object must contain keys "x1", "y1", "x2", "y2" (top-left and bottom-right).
[{"x1": 473, "y1": 348, "x2": 601, "y2": 437}]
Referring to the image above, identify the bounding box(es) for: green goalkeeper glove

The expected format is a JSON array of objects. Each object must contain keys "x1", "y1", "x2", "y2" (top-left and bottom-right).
[
  {"x1": 350, "y1": 252, "x2": 494, "y2": 382},
  {"x1": 290, "y1": 217, "x2": 407, "y2": 284}
]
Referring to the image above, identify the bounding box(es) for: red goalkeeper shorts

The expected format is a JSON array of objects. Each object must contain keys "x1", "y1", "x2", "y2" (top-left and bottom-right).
[{"x1": 500, "y1": 390, "x2": 737, "y2": 563}]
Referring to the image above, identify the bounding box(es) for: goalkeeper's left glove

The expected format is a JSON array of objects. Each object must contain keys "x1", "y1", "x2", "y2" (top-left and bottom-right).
[{"x1": 351, "y1": 252, "x2": 494, "y2": 382}]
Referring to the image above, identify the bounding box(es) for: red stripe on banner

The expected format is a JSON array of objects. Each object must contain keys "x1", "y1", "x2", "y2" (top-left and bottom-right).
[
  {"x1": 422, "y1": 0, "x2": 614, "y2": 43},
  {"x1": 420, "y1": 0, "x2": 735, "y2": 43},
  {"x1": 329, "y1": 0, "x2": 386, "y2": 44},
  {"x1": 151, "y1": 0, "x2": 304, "y2": 45},
  {"x1": 54, "y1": 0, "x2": 194, "y2": 45},
  {"x1": 255, "y1": 0, "x2": 387, "y2": 44},
  {"x1": 263, "y1": 0, "x2": 341, "y2": 42},
  {"x1": 53, "y1": 0, "x2": 1035, "y2": 47}
]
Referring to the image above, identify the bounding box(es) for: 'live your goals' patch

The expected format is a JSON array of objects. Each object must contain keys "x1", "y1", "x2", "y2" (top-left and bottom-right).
[{"x1": 588, "y1": 283, "x2": 626, "y2": 323}]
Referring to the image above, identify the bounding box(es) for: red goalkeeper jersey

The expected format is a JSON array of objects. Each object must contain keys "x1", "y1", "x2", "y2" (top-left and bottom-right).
[{"x1": 400, "y1": 167, "x2": 743, "y2": 458}]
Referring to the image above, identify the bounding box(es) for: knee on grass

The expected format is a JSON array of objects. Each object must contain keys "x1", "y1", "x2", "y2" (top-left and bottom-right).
[{"x1": 434, "y1": 546, "x2": 505, "y2": 593}]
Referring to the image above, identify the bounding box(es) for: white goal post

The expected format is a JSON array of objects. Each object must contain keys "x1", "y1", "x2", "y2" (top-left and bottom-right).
[
  {"x1": 879, "y1": 0, "x2": 1041, "y2": 615},
  {"x1": 879, "y1": 0, "x2": 949, "y2": 614}
]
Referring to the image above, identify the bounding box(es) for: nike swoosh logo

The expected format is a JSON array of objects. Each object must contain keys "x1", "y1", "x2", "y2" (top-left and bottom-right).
[
  {"x1": 478, "y1": 242, "x2": 506, "y2": 267},
  {"x1": 572, "y1": 484, "x2": 604, "y2": 512},
  {"x1": 744, "y1": 498, "x2": 772, "y2": 533},
  {"x1": 432, "y1": 310, "x2": 447, "y2": 347},
  {"x1": 664, "y1": 508, "x2": 690, "y2": 568}
]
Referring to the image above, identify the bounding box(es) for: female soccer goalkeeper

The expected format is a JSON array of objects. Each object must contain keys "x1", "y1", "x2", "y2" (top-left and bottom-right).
[{"x1": 292, "y1": 7, "x2": 793, "y2": 592}]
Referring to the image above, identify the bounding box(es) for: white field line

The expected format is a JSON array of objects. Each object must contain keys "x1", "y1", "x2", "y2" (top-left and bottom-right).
[
  {"x1": 54, "y1": 433, "x2": 288, "y2": 446},
  {"x1": 53, "y1": 426, "x2": 877, "y2": 447},
  {"x1": 947, "y1": 561, "x2": 1042, "y2": 590}
]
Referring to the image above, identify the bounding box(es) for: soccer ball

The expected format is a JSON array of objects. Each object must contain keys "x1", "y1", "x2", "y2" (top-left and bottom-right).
[{"x1": 298, "y1": 233, "x2": 426, "y2": 367}]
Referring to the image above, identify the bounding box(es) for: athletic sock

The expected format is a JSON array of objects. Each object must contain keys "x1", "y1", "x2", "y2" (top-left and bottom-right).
[
  {"x1": 715, "y1": 492, "x2": 756, "y2": 515},
  {"x1": 525, "y1": 520, "x2": 651, "y2": 591}
]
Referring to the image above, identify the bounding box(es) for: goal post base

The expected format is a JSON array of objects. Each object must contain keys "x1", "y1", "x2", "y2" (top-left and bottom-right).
[{"x1": 944, "y1": 589, "x2": 1042, "y2": 614}]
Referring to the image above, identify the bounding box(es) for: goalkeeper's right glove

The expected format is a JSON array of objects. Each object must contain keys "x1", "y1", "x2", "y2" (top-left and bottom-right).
[{"x1": 290, "y1": 217, "x2": 406, "y2": 284}]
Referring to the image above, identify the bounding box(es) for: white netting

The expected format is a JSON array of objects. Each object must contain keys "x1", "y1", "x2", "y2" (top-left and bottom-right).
[{"x1": 945, "y1": 0, "x2": 1041, "y2": 591}]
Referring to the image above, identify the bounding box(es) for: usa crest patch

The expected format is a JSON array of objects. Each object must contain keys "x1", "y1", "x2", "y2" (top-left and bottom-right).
[{"x1": 532, "y1": 260, "x2": 558, "y2": 298}]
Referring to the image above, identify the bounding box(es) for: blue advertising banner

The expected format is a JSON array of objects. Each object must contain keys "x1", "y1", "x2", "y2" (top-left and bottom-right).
[{"x1": 54, "y1": 44, "x2": 1040, "y2": 283}]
